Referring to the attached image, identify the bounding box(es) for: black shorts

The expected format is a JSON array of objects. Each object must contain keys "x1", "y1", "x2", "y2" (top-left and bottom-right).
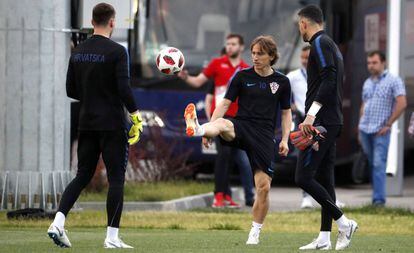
[{"x1": 220, "y1": 118, "x2": 276, "y2": 178}]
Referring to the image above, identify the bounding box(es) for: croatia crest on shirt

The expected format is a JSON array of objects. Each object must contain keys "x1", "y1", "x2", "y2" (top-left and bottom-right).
[{"x1": 269, "y1": 82, "x2": 279, "y2": 94}]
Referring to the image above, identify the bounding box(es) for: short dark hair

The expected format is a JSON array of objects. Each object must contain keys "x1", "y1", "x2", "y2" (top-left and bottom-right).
[
  {"x1": 298, "y1": 5, "x2": 324, "y2": 25},
  {"x1": 93, "y1": 3, "x2": 116, "y2": 26},
  {"x1": 367, "y1": 50, "x2": 386, "y2": 62},
  {"x1": 226, "y1": 33, "x2": 244, "y2": 45},
  {"x1": 302, "y1": 45, "x2": 312, "y2": 51},
  {"x1": 250, "y1": 35, "x2": 279, "y2": 66}
]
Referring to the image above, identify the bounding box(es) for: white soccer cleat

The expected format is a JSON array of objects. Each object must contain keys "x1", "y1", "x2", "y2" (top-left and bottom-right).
[
  {"x1": 335, "y1": 220, "x2": 358, "y2": 250},
  {"x1": 47, "y1": 224, "x2": 72, "y2": 248},
  {"x1": 301, "y1": 196, "x2": 314, "y2": 209},
  {"x1": 184, "y1": 103, "x2": 200, "y2": 137},
  {"x1": 104, "y1": 237, "x2": 134, "y2": 249},
  {"x1": 299, "y1": 238, "x2": 332, "y2": 250},
  {"x1": 246, "y1": 230, "x2": 260, "y2": 245}
]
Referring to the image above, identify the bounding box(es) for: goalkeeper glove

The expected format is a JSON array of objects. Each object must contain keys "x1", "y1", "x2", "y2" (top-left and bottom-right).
[
  {"x1": 128, "y1": 112, "x2": 143, "y2": 145},
  {"x1": 290, "y1": 126, "x2": 326, "y2": 151}
]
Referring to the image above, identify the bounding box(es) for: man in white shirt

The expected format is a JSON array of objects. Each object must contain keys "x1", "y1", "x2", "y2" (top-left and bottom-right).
[
  {"x1": 287, "y1": 45, "x2": 313, "y2": 209},
  {"x1": 287, "y1": 45, "x2": 310, "y2": 120}
]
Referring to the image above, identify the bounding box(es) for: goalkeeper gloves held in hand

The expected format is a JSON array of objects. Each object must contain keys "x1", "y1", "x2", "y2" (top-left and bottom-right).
[{"x1": 128, "y1": 112, "x2": 143, "y2": 145}]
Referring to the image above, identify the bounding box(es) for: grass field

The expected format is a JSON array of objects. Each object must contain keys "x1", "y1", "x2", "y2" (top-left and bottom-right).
[
  {"x1": 1, "y1": 207, "x2": 413, "y2": 252},
  {"x1": 79, "y1": 180, "x2": 214, "y2": 202}
]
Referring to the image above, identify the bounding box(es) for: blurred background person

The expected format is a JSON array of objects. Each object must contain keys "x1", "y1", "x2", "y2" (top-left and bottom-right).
[
  {"x1": 358, "y1": 50, "x2": 407, "y2": 206},
  {"x1": 287, "y1": 46, "x2": 314, "y2": 209},
  {"x1": 179, "y1": 34, "x2": 254, "y2": 207}
]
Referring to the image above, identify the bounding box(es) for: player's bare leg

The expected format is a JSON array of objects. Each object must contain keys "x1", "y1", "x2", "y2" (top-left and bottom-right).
[
  {"x1": 247, "y1": 171, "x2": 271, "y2": 245},
  {"x1": 184, "y1": 103, "x2": 235, "y2": 140},
  {"x1": 252, "y1": 171, "x2": 271, "y2": 223}
]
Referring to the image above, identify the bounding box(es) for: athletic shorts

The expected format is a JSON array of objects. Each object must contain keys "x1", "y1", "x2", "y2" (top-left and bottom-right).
[{"x1": 220, "y1": 118, "x2": 276, "y2": 178}]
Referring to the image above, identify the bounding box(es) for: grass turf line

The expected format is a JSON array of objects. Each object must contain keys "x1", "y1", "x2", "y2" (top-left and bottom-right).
[{"x1": 0, "y1": 228, "x2": 413, "y2": 253}]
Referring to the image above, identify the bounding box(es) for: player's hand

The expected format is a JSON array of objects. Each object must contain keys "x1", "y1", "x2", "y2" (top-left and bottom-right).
[
  {"x1": 202, "y1": 137, "x2": 213, "y2": 148},
  {"x1": 299, "y1": 115, "x2": 316, "y2": 136},
  {"x1": 278, "y1": 140, "x2": 289, "y2": 157},
  {"x1": 376, "y1": 126, "x2": 391, "y2": 136},
  {"x1": 177, "y1": 69, "x2": 188, "y2": 80},
  {"x1": 128, "y1": 111, "x2": 143, "y2": 145}
]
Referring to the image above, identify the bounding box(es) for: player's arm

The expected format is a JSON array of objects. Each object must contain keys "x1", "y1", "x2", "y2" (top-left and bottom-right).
[
  {"x1": 66, "y1": 58, "x2": 79, "y2": 100},
  {"x1": 116, "y1": 47, "x2": 138, "y2": 113},
  {"x1": 301, "y1": 39, "x2": 335, "y2": 135},
  {"x1": 286, "y1": 73, "x2": 297, "y2": 112},
  {"x1": 116, "y1": 47, "x2": 142, "y2": 145},
  {"x1": 279, "y1": 79, "x2": 292, "y2": 156},
  {"x1": 279, "y1": 109, "x2": 292, "y2": 156}
]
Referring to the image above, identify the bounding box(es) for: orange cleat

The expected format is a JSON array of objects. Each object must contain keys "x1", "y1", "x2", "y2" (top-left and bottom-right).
[{"x1": 184, "y1": 103, "x2": 197, "y2": 137}]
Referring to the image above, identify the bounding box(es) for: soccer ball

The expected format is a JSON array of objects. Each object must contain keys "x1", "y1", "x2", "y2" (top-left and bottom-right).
[{"x1": 156, "y1": 47, "x2": 185, "y2": 75}]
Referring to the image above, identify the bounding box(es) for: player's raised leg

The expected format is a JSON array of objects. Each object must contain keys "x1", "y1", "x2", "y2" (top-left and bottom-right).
[
  {"x1": 184, "y1": 103, "x2": 235, "y2": 141},
  {"x1": 246, "y1": 171, "x2": 272, "y2": 245}
]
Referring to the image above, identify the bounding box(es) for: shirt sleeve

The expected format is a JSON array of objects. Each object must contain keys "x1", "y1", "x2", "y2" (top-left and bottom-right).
[
  {"x1": 313, "y1": 37, "x2": 338, "y2": 105},
  {"x1": 116, "y1": 47, "x2": 138, "y2": 113},
  {"x1": 202, "y1": 59, "x2": 217, "y2": 79},
  {"x1": 224, "y1": 72, "x2": 242, "y2": 102},
  {"x1": 66, "y1": 57, "x2": 79, "y2": 100},
  {"x1": 280, "y1": 78, "x2": 292, "y2": 110},
  {"x1": 392, "y1": 77, "x2": 406, "y2": 98}
]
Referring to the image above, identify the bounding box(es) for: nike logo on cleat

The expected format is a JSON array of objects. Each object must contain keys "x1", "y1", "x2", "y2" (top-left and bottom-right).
[
  {"x1": 316, "y1": 244, "x2": 328, "y2": 249},
  {"x1": 346, "y1": 224, "x2": 354, "y2": 240}
]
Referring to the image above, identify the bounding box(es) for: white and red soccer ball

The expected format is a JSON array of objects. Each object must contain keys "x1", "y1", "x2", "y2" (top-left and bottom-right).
[{"x1": 156, "y1": 47, "x2": 185, "y2": 75}]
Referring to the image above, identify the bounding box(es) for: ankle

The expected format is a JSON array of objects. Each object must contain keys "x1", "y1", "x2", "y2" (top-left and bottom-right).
[
  {"x1": 106, "y1": 226, "x2": 119, "y2": 240},
  {"x1": 251, "y1": 221, "x2": 263, "y2": 233},
  {"x1": 52, "y1": 211, "x2": 66, "y2": 229},
  {"x1": 335, "y1": 215, "x2": 350, "y2": 231}
]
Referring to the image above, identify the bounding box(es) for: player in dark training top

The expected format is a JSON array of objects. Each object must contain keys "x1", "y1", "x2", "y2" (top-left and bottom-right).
[
  {"x1": 295, "y1": 5, "x2": 358, "y2": 251},
  {"x1": 184, "y1": 36, "x2": 292, "y2": 245},
  {"x1": 47, "y1": 3, "x2": 142, "y2": 249}
]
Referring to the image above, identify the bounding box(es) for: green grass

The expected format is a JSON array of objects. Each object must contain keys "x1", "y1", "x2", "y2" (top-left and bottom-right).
[
  {"x1": 1, "y1": 207, "x2": 413, "y2": 252},
  {"x1": 79, "y1": 180, "x2": 214, "y2": 202},
  {"x1": 0, "y1": 228, "x2": 413, "y2": 253}
]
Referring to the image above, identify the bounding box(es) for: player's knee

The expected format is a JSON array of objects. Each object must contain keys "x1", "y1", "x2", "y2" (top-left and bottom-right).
[
  {"x1": 256, "y1": 180, "x2": 270, "y2": 196},
  {"x1": 215, "y1": 118, "x2": 229, "y2": 130},
  {"x1": 75, "y1": 170, "x2": 96, "y2": 186},
  {"x1": 107, "y1": 173, "x2": 125, "y2": 188},
  {"x1": 295, "y1": 173, "x2": 307, "y2": 189}
]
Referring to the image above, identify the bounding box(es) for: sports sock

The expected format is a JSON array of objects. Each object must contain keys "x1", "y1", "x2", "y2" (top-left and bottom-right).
[
  {"x1": 335, "y1": 215, "x2": 350, "y2": 231},
  {"x1": 317, "y1": 231, "x2": 331, "y2": 243},
  {"x1": 106, "y1": 226, "x2": 119, "y2": 240},
  {"x1": 52, "y1": 211, "x2": 66, "y2": 229},
  {"x1": 251, "y1": 221, "x2": 263, "y2": 234},
  {"x1": 194, "y1": 124, "x2": 205, "y2": 136}
]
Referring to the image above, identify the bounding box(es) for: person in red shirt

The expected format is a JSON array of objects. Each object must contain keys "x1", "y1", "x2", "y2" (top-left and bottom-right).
[{"x1": 179, "y1": 34, "x2": 254, "y2": 207}]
